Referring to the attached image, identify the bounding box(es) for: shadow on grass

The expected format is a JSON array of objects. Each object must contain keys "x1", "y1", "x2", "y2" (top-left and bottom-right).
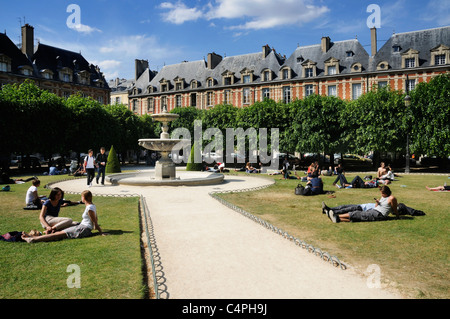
[{"x1": 91, "y1": 229, "x2": 134, "y2": 237}]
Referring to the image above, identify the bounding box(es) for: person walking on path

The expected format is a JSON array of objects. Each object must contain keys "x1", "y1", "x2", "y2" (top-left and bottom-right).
[
  {"x1": 84, "y1": 149, "x2": 96, "y2": 187},
  {"x1": 95, "y1": 147, "x2": 108, "y2": 185}
]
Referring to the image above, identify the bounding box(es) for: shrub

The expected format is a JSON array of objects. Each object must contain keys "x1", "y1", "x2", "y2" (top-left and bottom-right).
[{"x1": 106, "y1": 145, "x2": 121, "y2": 173}]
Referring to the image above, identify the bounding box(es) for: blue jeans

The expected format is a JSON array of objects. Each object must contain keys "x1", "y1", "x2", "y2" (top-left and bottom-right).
[{"x1": 96, "y1": 166, "x2": 106, "y2": 184}]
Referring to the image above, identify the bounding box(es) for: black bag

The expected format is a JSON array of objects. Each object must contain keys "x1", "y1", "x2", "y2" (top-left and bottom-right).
[
  {"x1": 295, "y1": 184, "x2": 304, "y2": 195},
  {"x1": 295, "y1": 184, "x2": 312, "y2": 196}
]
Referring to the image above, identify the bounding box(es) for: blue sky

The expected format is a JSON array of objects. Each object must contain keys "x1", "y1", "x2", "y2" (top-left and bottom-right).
[{"x1": 1, "y1": 0, "x2": 449, "y2": 81}]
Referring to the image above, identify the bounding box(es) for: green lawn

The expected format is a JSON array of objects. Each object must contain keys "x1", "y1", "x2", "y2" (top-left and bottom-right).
[
  {"x1": 218, "y1": 172, "x2": 450, "y2": 299},
  {"x1": 0, "y1": 175, "x2": 144, "y2": 299}
]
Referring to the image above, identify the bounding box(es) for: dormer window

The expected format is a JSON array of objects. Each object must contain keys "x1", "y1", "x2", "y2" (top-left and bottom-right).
[
  {"x1": 240, "y1": 68, "x2": 254, "y2": 83},
  {"x1": 297, "y1": 56, "x2": 304, "y2": 63},
  {"x1": 222, "y1": 71, "x2": 235, "y2": 86},
  {"x1": 59, "y1": 67, "x2": 73, "y2": 82},
  {"x1": 301, "y1": 60, "x2": 317, "y2": 78},
  {"x1": 174, "y1": 77, "x2": 185, "y2": 91},
  {"x1": 401, "y1": 49, "x2": 419, "y2": 69},
  {"x1": 160, "y1": 78, "x2": 170, "y2": 92},
  {"x1": 346, "y1": 51, "x2": 354, "y2": 57},
  {"x1": 431, "y1": 44, "x2": 450, "y2": 66},
  {"x1": 40, "y1": 69, "x2": 54, "y2": 79},
  {"x1": 351, "y1": 62, "x2": 363, "y2": 73},
  {"x1": 207, "y1": 77, "x2": 215, "y2": 88},
  {"x1": 280, "y1": 67, "x2": 292, "y2": 80},
  {"x1": 324, "y1": 57, "x2": 340, "y2": 76},
  {"x1": 0, "y1": 54, "x2": 11, "y2": 72},
  {"x1": 19, "y1": 66, "x2": 33, "y2": 76},
  {"x1": 190, "y1": 80, "x2": 198, "y2": 89},
  {"x1": 377, "y1": 61, "x2": 389, "y2": 71},
  {"x1": 393, "y1": 45, "x2": 401, "y2": 53},
  {"x1": 261, "y1": 69, "x2": 272, "y2": 82},
  {"x1": 77, "y1": 70, "x2": 90, "y2": 85}
]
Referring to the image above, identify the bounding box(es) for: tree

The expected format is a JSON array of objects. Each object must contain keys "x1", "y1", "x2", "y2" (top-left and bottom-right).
[
  {"x1": 105, "y1": 145, "x2": 121, "y2": 173},
  {"x1": 186, "y1": 142, "x2": 203, "y2": 171},
  {"x1": 408, "y1": 74, "x2": 450, "y2": 158},
  {"x1": 342, "y1": 86, "x2": 406, "y2": 164}
]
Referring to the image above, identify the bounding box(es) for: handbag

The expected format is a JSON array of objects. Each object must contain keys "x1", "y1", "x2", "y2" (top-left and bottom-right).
[{"x1": 295, "y1": 184, "x2": 305, "y2": 195}]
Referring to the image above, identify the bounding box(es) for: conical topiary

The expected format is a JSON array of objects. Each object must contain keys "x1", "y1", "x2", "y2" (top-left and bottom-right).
[
  {"x1": 106, "y1": 145, "x2": 121, "y2": 173},
  {"x1": 186, "y1": 142, "x2": 203, "y2": 171}
]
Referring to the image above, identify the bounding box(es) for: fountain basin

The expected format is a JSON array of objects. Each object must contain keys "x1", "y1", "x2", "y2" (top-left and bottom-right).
[
  {"x1": 138, "y1": 139, "x2": 189, "y2": 152},
  {"x1": 107, "y1": 170, "x2": 224, "y2": 186}
]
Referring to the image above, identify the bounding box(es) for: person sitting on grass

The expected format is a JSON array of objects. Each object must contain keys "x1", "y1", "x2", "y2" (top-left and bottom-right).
[
  {"x1": 323, "y1": 186, "x2": 399, "y2": 223},
  {"x1": 39, "y1": 187, "x2": 76, "y2": 234},
  {"x1": 22, "y1": 190, "x2": 105, "y2": 243},
  {"x1": 25, "y1": 179, "x2": 46, "y2": 209}
]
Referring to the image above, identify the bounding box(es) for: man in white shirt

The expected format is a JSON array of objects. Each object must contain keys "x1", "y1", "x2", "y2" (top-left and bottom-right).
[{"x1": 83, "y1": 149, "x2": 96, "y2": 187}]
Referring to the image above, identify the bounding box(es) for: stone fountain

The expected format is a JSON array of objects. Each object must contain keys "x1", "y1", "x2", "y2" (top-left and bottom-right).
[{"x1": 107, "y1": 108, "x2": 224, "y2": 186}]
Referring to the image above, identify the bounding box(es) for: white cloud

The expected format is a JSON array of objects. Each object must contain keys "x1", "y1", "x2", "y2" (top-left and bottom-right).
[
  {"x1": 159, "y1": 0, "x2": 329, "y2": 30},
  {"x1": 70, "y1": 24, "x2": 102, "y2": 34},
  {"x1": 159, "y1": 1, "x2": 204, "y2": 24}
]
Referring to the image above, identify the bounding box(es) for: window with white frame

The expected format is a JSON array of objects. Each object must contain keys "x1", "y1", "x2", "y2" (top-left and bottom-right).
[
  {"x1": 327, "y1": 85, "x2": 337, "y2": 97},
  {"x1": 282, "y1": 68, "x2": 290, "y2": 80},
  {"x1": 147, "y1": 98, "x2": 154, "y2": 113},
  {"x1": 305, "y1": 84, "x2": 314, "y2": 97},
  {"x1": 406, "y1": 78, "x2": 416, "y2": 92},
  {"x1": 327, "y1": 66, "x2": 337, "y2": 75},
  {"x1": 283, "y1": 86, "x2": 291, "y2": 104},
  {"x1": 378, "y1": 81, "x2": 388, "y2": 89},
  {"x1": 262, "y1": 88, "x2": 270, "y2": 100},
  {"x1": 161, "y1": 96, "x2": 168, "y2": 111},
  {"x1": 224, "y1": 90, "x2": 231, "y2": 104},
  {"x1": 0, "y1": 62, "x2": 8, "y2": 72},
  {"x1": 435, "y1": 54, "x2": 446, "y2": 65},
  {"x1": 243, "y1": 75, "x2": 251, "y2": 84},
  {"x1": 207, "y1": 92, "x2": 213, "y2": 106},
  {"x1": 405, "y1": 58, "x2": 415, "y2": 68},
  {"x1": 175, "y1": 95, "x2": 182, "y2": 107},
  {"x1": 262, "y1": 70, "x2": 271, "y2": 82},
  {"x1": 305, "y1": 68, "x2": 313, "y2": 78},
  {"x1": 243, "y1": 88, "x2": 250, "y2": 104},
  {"x1": 352, "y1": 83, "x2": 362, "y2": 100}
]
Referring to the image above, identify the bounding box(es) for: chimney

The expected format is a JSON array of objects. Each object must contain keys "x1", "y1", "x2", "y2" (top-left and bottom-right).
[
  {"x1": 262, "y1": 45, "x2": 271, "y2": 58},
  {"x1": 207, "y1": 52, "x2": 222, "y2": 69},
  {"x1": 321, "y1": 36, "x2": 331, "y2": 53},
  {"x1": 135, "y1": 59, "x2": 149, "y2": 81},
  {"x1": 21, "y1": 24, "x2": 34, "y2": 59},
  {"x1": 371, "y1": 27, "x2": 378, "y2": 56}
]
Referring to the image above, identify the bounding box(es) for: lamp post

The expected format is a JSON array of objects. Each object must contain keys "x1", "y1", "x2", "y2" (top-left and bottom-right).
[{"x1": 404, "y1": 94, "x2": 411, "y2": 174}]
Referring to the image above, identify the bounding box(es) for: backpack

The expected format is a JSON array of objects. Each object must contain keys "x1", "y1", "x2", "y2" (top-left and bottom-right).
[{"x1": 1, "y1": 185, "x2": 10, "y2": 191}]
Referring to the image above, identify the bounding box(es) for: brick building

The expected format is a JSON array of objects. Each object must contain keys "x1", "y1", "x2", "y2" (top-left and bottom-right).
[
  {"x1": 0, "y1": 24, "x2": 110, "y2": 103},
  {"x1": 129, "y1": 26, "x2": 450, "y2": 115}
]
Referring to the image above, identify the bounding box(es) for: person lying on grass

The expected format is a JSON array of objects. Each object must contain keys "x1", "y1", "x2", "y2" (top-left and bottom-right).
[
  {"x1": 426, "y1": 185, "x2": 450, "y2": 192},
  {"x1": 323, "y1": 185, "x2": 399, "y2": 223},
  {"x1": 23, "y1": 190, "x2": 105, "y2": 243}
]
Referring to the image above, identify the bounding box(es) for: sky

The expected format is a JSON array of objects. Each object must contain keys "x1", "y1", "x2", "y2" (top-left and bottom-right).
[{"x1": 1, "y1": 0, "x2": 449, "y2": 81}]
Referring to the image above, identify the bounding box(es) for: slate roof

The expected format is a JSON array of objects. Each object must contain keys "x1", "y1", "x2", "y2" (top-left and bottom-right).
[
  {"x1": 0, "y1": 32, "x2": 34, "y2": 74},
  {"x1": 109, "y1": 78, "x2": 135, "y2": 93},
  {"x1": 0, "y1": 31, "x2": 108, "y2": 89},
  {"x1": 371, "y1": 26, "x2": 450, "y2": 71},
  {"x1": 131, "y1": 26, "x2": 450, "y2": 97},
  {"x1": 32, "y1": 43, "x2": 109, "y2": 87},
  {"x1": 284, "y1": 39, "x2": 370, "y2": 78}
]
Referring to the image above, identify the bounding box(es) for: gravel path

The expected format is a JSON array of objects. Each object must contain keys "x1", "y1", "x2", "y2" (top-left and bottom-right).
[{"x1": 52, "y1": 170, "x2": 402, "y2": 299}]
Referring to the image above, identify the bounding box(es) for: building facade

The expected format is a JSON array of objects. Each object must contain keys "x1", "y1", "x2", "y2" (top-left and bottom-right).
[
  {"x1": 129, "y1": 26, "x2": 450, "y2": 115},
  {"x1": 0, "y1": 24, "x2": 110, "y2": 103}
]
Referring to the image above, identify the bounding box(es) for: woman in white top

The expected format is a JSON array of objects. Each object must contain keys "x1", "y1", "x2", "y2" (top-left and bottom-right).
[{"x1": 22, "y1": 190, "x2": 104, "y2": 243}]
